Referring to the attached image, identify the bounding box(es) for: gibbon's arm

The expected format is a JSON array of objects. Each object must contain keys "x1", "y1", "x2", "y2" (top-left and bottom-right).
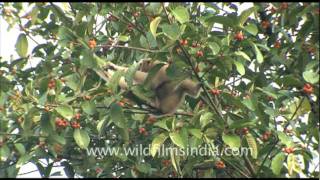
[{"x1": 180, "y1": 79, "x2": 202, "y2": 97}]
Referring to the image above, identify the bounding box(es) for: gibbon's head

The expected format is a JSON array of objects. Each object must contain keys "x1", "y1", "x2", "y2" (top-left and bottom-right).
[
  {"x1": 138, "y1": 59, "x2": 154, "y2": 72},
  {"x1": 138, "y1": 59, "x2": 166, "y2": 72}
]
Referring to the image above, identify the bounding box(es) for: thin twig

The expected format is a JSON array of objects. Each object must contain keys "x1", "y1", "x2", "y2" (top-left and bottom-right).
[
  {"x1": 98, "y1": 44, "x2": 161, "y2": 53},
  {"x1": 243, "y1": 154, "x2": 256, "y2": 177}
]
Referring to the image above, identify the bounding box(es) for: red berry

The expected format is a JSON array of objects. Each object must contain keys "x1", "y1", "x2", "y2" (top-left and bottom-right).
[
  {"x1": 88, "y1": 39, "x2": 97, "y2": 49},
  {"x1": 215, "y1": 160, "x2": 225, "y2": 169},
  {"x1": 162, "y1": 159, "x2": 171, "y2": 167},
  {"x1": 303, "y1": 83, "x2": 313, "y2": 94},
  {"x1": 283, "y1": 147, "x2": 294, "y2": 154},
  {"x1": 55, "y1": 118, "x2": 68, "y2": 128},
  {"x1": 274, "y1": 41, "x2": 281, "y2": 48},
  {"x1": 139, "y1": 127, "x2": 146, "y2": 134},
  {"x1": 180, "y1": 39, "x2": 188, "y2": 46},
  {"x1": 211, "y1": 89, "x2": 221, "y2": 95},
  {"x1": 242, "y1": 127, "x2": 249, "y2": 135},
  {"x1": 133, "y1": 12, "x2": 140, "y2": 17},
  {"x1": 234, "y1": 31, "x2": 244, "y2": 41},
  {"x1": 117, "y1": 101, "x2": 125, "y2": 107},
  {"x1": 96, "y1": 167, "x2": 103, "y2": 174},
  {"x1": 196, "y1": 50, "x2": 204, "y2": 57},
  {"x1": 261, "y1": 20, "x2": 271, "y2": 29},
  {"x1": 71, "y1": 121, "x2": 80, "y2": 129},
  {"x1": 127, "y1": 23, "x2": 134, "y2": 32}
]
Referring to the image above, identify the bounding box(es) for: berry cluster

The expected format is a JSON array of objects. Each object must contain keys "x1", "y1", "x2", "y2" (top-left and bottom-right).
[
  {"x1": 55, "y1": 118, "x2": 68, "y2": 128},
  {"x1": 139, "y1": 127, "x2": 148, "y2": 136}
]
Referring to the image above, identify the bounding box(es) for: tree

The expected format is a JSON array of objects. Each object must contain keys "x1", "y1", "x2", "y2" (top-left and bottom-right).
[{"x1": 0, "y1": 2, "x2": 319, "y2": 178}]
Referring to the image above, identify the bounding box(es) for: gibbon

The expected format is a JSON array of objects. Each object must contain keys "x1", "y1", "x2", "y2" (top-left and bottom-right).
[{"x1": 97, "y1": 59, "x2": 202, "y2": 116}]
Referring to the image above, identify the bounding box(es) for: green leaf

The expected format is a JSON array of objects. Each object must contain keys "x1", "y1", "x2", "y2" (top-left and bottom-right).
[
  {"x1": 252, "y1": 43, "x2": 264, "y2": 63},
  {"x1": 303, "y1": 70, "x2": 319, "y2": 84},
  {"x1": 242, "y1": 98, "x2": 255, "y2": 111},
  {"x1": 277, "y1": 132, "x2": 294, "y2": 147},
  {"x1": 204, "y1": 128, "x2": 218, "y2": 139},
  {"x1": 162, "y1": 23, "x2": 180, "y2": 40},
  {"x1": 65, "y1": 73, "x2": 81, "y2": 91},
  {"x1": 169, "y1": 132, "x2": 187, "y2": 149},
  {"x1": 118, "y1": 127, "x2": 129, "y2": 144},
  {"x1": 234, "y1": 51, "x2": 251, "y2": 61},
  {"x1": 208, "y1": 42, "x2": 220, "y2": 55},
  {"x1": 154, "y1": 119, "x2": 170, "y2": 131},
  {"x1": 171, "y1": 6, "x2": 189, "y2": 24},
  {"x1": 244, "y1": 23, "x2": 258, "y2": 36},
  {"x1": 0, "y1": 145, "x2": 10, "y2": 161},
  {"x1": 150, "y1": 17, "x2": 162, "y2": 38},
  {"x1": 136, "y1": 163, "x2": 151, "y2": 174},
  {"x1": 207, "y1": 16, "x2": 235, "y2": 28},
  {"x1": 110, "y1": 103, "x2": 126, "y2": 129},
  {"x1": 125, "y1": 63, "x2": 140, "y2": 87},
  {"x1": 16, "y1": 154, "x2": 32, "y2": 168},
  {"x1": 119, "y1": 35, "x2": 129, "y2": 42},
  {"x1": 238, "y1": 7, "x2": 256, "y2": 27},
  {"x1": 200, "y1": 112, "x2": 213, "y2": 129},
  {"x1": 15, "y1": 34, "x2": 28, "y2": 58},
  {"x1": 81, "y1": 101, "x2": 96, "y2": 115},
  {"x1": 55, "y1": 105, "x2": 73, "y2": 120},
  {"x1": 50, "y1": 134, "x2": 66, "y2": 145},
  {"x1": 73, "y1": 129, "x2": 90, "y2": 149},
  {"x1": 131, "y1": 85, "x2": 154, "y2": 104},
  {"x1": 58, "y1": 26, "x2": 76, "y2": 42},
  {"x1": 151, "y1": 133, "x2": 168, "y2": 157},
  {"x1": 97, "y1": 119, "x2": 106, "y2": 134},
  {"x1": 271, "y1": 152, "x2": 285, "y2": 175},
  {"x1": 287, "y1": 154, "x2": 301, "y2": 176},
  {"x1": 188, "y1": 129, "x2": 203, "y2": 139},
  {"x1": 109, "y1": 70, "x2": 125, "y2": 94},
  {"x1": 222, "y1": 134, "x2": 241, "y2": 148},
  {"x1": 229, "y1": 119, "x2": 257, "y2": 129},
  {"x1": 234, "y1": 60, "x2": 245, "y2": 76},
  {"x1": 80, "y1": 50, "x2": 98, "y2": 69},
  {"x1": 30, "y1": 6, "x2": 39, "y2": 25},
  {"x1": 14, "y1": 143, "x2": 26, "y2": 155},
  {"x1": 245, "y1": 133, "x2": 258, "y2": 159}
]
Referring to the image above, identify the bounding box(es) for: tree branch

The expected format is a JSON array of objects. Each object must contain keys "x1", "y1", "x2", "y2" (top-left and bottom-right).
[{"x1": 98, "y1": 44, "x2": 161, "y2": 53}]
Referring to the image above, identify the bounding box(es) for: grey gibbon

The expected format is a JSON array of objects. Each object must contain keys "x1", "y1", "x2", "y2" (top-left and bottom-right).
[{"x1": 96, "y1": 59, "x2": 202, "y2": 116}]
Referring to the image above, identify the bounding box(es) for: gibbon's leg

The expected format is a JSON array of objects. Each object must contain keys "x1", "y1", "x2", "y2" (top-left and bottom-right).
[{"x1": 180, "y1": 79, "x2": 202, "y2": 97}]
